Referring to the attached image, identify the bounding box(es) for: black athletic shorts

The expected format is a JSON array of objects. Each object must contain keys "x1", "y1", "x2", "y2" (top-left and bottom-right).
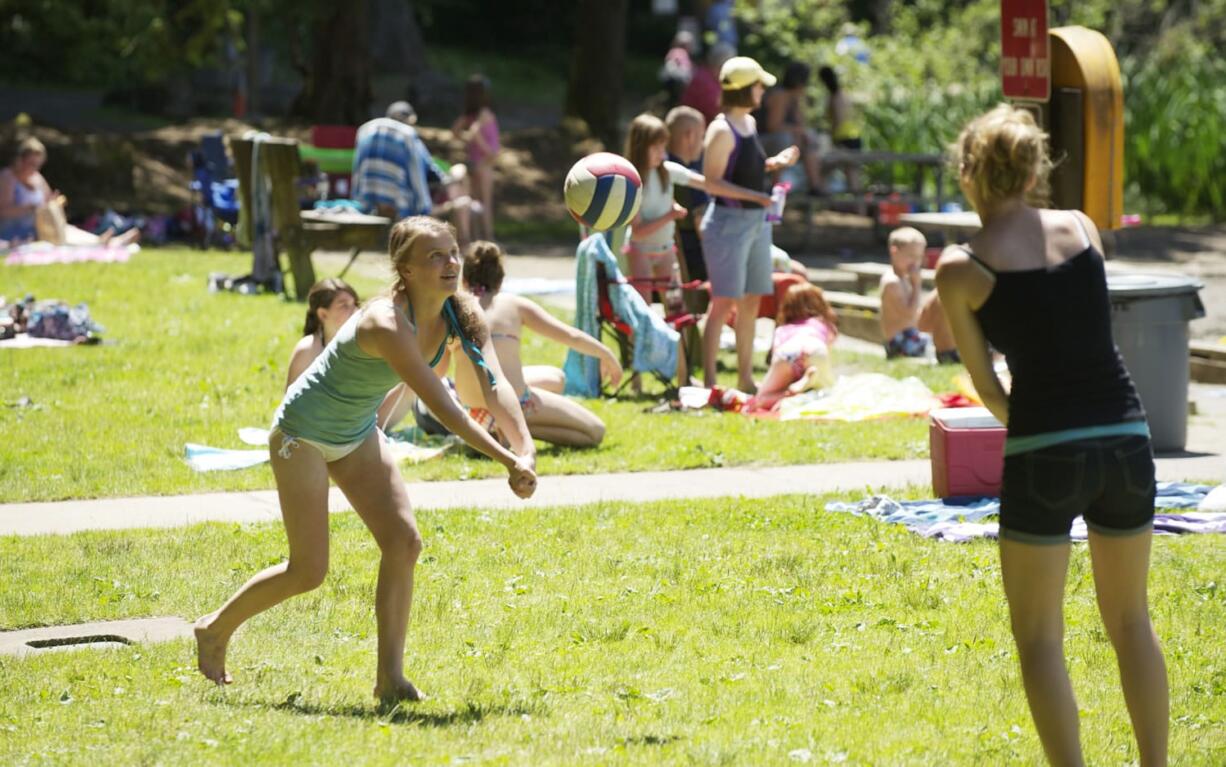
[{"x1": 999, "y1": 435, "x2": 1156, "y2": 543}]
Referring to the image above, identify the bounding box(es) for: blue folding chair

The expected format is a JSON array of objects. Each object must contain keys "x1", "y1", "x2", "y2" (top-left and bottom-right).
[{"x1": 189, "y1": 133, "x2": 240, "y2": 249}]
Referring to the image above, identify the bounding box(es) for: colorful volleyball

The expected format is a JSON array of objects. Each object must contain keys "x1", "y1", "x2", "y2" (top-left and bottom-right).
[{"x1": 563, "y1": 152, "x2": 642, "y2": 231}]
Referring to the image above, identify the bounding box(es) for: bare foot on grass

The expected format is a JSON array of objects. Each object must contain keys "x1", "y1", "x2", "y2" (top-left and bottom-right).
[
  {"x1": 786, "y1": 365, "x2": 824, "y2": 395},
  {"x1": 194, "y1": 615, "x2": 233, "y2": 685},
  {"x1": 374, "y1": 678, "x2": 426, "y2": 704}
]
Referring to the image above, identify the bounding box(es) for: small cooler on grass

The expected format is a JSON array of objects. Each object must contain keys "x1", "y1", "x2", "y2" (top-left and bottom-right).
[{"x1": 930, "y1": 407, "x2": 1006, "y2": 498}]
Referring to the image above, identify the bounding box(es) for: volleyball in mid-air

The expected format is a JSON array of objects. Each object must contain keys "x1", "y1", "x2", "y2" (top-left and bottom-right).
[{"x1": 563, "y1": 152, "x2": 642, "y2": 231}]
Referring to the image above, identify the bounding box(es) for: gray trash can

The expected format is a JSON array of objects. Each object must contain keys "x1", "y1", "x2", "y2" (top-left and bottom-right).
[{"x1": 1107, "y1": 274, "x2": 1205, "y2": 452}]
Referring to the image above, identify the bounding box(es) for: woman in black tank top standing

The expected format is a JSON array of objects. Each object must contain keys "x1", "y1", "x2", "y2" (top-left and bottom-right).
[
  {"x1": 699, "y1": 56, "x2": 800, "y2": 391},
  {"x1": 936, "y1": 105, "x2": 1167, "y2": 766}
]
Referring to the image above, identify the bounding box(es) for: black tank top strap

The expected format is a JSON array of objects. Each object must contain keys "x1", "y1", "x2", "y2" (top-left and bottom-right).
[
  {"x1": 958, "y1": 243, "x2": 996, "y2": 275},
  {"x1": 1068, "y1": 211, "x2": 1093, "y2": 251}
]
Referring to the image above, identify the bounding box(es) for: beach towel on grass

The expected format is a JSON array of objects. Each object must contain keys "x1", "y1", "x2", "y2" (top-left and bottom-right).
[
  {"x1": 564, "y1": 233, "x2": 678, "y2": 396},
  {"x1": 5, "y1": 242, "x2": 136, "y2": 266},
  {"x1": 825, "y1": 482, "x2": 1223, "y2": 542},
  {"x1": 777, "y1": 373, "x2": 939, "y2": 421},
  {"x1": 185, "y1": 427, "x2": 456, "y2": 471}
]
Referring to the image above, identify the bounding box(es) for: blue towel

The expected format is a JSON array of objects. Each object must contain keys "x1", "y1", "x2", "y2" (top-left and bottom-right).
[
  {"x1": 564, "y1": 234, "x2": 678, "y2": 397},
  {"x1": 824, "y1": 482, "x2": 1221, "y2": 543}
]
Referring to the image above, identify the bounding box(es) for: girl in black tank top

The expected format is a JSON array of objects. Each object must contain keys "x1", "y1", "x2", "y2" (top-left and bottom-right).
[{"x1": 934, "y1": 104, "x2": 1167, "y2": 766}]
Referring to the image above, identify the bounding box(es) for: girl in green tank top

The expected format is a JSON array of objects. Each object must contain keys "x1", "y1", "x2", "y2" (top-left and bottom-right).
[{"x1": 195, "y1": 217, "x2": 537, "y2": 704}]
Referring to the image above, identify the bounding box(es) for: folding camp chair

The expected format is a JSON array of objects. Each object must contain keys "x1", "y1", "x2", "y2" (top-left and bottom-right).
[
  {"x1": 189, "y1": 132, "x2": 240, "y2": 249},
  {"x1": 595, "y1": 260, "x2": 701, "y2": 396},
  {"x1": 301, "y1": 125, "x2": 358, "y2": 198}
]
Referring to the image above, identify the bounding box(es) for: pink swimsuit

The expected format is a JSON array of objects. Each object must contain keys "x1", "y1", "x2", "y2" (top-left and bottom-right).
[
  {"x1": 463, "y1": 112, "x2": 501, "y2": 166},
  {"x1": 772, "y1": 318, "x2": 836, "y2": 378}
]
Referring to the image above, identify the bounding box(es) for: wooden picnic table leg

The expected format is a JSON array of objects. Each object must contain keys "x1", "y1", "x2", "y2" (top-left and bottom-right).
[
  {"x1": 285, "y1": 234, "x2": 317, "y2": 300},
  {"x1": 337, "y1": 246, "x2": 362, "y2": 280}
]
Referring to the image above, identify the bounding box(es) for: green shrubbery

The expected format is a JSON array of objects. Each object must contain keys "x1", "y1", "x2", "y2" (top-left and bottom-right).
[{"x1": 737, "y1": 0, "x2": 1226, "y2": 220}]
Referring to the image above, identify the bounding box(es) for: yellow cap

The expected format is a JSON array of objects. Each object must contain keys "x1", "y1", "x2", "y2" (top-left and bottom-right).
[{"x1": 719, "y1": 56, "x2": 777, "y2": 90}]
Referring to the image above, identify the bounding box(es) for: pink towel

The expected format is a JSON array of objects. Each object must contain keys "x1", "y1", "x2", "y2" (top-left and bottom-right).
[{"x1": 5, "y1": 244, "x2": 134, "y2": 266}]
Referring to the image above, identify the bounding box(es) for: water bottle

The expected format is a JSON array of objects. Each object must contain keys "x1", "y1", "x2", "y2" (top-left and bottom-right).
[
  {"x1": 766, "y1": 182, "x2": 791, "y2": 223},
  {"x1": 664, "y1": 260, "x2": 685, "y2": 318}
]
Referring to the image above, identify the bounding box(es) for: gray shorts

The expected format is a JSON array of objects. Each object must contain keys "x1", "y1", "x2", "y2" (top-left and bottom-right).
[{"x1": 700, "y1": 204, "x2": 773, "y2": 298}]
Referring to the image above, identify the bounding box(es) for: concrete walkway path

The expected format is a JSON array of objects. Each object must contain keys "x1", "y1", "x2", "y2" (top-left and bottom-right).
[{"x1": 3, "y1": 453, "x2": 1220, "y2": 538}]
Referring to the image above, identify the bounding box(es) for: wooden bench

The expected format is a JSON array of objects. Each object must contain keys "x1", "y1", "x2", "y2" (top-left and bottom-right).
[
  {"x1": 824, "y1": 290, "x2": 884, "y2": 344},
  {"x1": 230, "y1": 135, "x2": 391, "y2": 300},
  {"x1": 1190, "y1": 340, "x2": 1226, "y2": 384},
  {"x1": 834, "y1": 262, "x2": 936, "y2": 295}
]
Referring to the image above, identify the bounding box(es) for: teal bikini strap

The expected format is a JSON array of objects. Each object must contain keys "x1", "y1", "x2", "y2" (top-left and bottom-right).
[{"x1": 444, "y1": 298, "x2": 498, "y2": 388}]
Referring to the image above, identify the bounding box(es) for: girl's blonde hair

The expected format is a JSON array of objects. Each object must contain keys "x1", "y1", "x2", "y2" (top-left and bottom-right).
[
  {"x1": 386, "y1": 216, "x2": 486, "y2": 345},
  {"x1": 954, "y1": 103, "x2": 1052, "y2": 208},
  {"x1": 624, "y1": 113, "x2": 670, "y2": 190},
  {"x1": 777, "y1": 283, "x2": 837, "y2": 335}
]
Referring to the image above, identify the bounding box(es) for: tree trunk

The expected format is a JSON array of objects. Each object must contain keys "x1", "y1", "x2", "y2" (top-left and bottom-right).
[
  {"x1": 369, "y1": 0, "x2": 428, "y2": 77},
  {"x1": 565, "y1": 0, "x2": 628, "y2": 150},
  {"x1": 293, "y1": 0, "x2": 373, "y2": 123}
]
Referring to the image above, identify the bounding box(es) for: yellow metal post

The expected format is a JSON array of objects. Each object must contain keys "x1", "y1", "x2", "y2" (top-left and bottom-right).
[{"x1": 1049, "y1": 26, "x2": 1125, "y2": 230}]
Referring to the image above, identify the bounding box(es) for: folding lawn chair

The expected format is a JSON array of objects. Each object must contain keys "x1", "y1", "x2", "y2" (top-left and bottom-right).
[
  {"x1": 301, "y1": 125, "x2": 358, "y2": 198},
  {"x1": 598, "y1": 264, "x2": 705, "y2": 395},
  {"x1": 189, "y1": 132, "x2": 240, "y2": 249}
]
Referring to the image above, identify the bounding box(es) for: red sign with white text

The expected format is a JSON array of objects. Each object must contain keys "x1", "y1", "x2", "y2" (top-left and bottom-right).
[{"x1": 1000, "y1": 0, "x2": 1050, "y2": 101}]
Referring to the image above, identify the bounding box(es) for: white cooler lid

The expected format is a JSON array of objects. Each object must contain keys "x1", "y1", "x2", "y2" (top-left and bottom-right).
[{"x1": 930, "y1": 406, "x2": 1003, "y2": 429}]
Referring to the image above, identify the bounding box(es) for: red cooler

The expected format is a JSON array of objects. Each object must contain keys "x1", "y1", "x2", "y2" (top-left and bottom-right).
[{"x1": 929, "y1": 407, "x2": 1006, "y2": 498}]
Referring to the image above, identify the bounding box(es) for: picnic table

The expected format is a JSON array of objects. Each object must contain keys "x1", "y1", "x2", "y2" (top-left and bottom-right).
[
  {"x1": 231, "y1": 135, "x2": 390, "y2": 299},
  {"x1": 897, "y1": 211, "x2": 983, "y2": 246},
  {"x1": 800, "y1": 150, "x2": 948, "y2": 244}
]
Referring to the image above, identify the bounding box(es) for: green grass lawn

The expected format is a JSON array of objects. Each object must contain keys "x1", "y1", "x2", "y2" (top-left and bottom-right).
[
  {"x1": 1, "y1": 494, "x2": 1223, "y2": 765},
  {"x1": 1, "y1": 249, "x2": 958, "y2": 503}
]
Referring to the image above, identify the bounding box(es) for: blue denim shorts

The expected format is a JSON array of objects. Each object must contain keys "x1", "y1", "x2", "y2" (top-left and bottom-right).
[
  {"x1": 999, "y1": 435, "x2": 1156, "y2": 543},
  {"x1": 699, "y1": 204, "x2": 773, "y2": 298}
]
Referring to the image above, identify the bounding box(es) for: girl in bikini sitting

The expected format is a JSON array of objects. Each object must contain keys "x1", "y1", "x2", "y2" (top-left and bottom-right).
[{"x1": 452, "y1": 241, "x2": 623, "y2": 448}]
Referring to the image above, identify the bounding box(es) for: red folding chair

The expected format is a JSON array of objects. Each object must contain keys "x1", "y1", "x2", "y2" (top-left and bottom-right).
[{"x1": 595, "y1": 262, "x2": 700, "y2": 396}]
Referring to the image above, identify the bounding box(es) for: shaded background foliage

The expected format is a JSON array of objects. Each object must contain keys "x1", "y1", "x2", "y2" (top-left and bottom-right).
[
  {"x1": 734, "y1": 0, "x2": 1226, "y2": 218},
  {"x1": 0, "y1": 0, "x2": 1223, "y2": 217}
]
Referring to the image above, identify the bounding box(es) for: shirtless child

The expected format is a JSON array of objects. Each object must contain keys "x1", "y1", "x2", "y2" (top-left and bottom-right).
[{"x1": 879, "y1": 227, "x2": 959, "y2": 364}]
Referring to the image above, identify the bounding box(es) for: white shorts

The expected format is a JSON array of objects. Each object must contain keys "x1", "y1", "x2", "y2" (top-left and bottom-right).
[{"x1": 270, "y1": 427, "x2": 365, "y2": 463}]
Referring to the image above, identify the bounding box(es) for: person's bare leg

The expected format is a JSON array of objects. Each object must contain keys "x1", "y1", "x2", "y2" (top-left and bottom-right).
[
  {"x1": 918, "y1": 292, "x2": 957, "y2": 356},
  {"x1": 195, "y1": 433, "x2": 331, "y2": 685},
  {"x1": 1087, "y1": 529, "x2": 1168, "y2": 767},
  {"x1": 756, "y1": 357, "x2": 796, "y2": 399},
  {"x1": 450, "y1": 205, "x2": 471, "y2": 248},
  {"x1": 477, "y1": 161, "x2": 495, "y2": 240},
  {"x1": 1000, "y1": 537, "x2": 1084, "y2": 767},
  {"x1": 702, "y1": 297, "x2": 736, "y2": 388},
  {"x1": 734, "y1": 294, "x2": 762, "y2": 392},
  {"x1": 802, "y1": 150, "x2": 820, "y2": 192},
  {"x1": 328, "y1": 432, "x2": 425, "y2": 702},
  {"x1": 523, "y1": 365, "x2": 566, "y2": 394},
  {"x1": 786, "y1": 347, "x2": 831, "y2": 394},
  {"x1": 525, "y1": 389, "x2": 605, "y2": 447},
  {"x1": 112, "y1": 227, "x2": 141, "y2": 247}
]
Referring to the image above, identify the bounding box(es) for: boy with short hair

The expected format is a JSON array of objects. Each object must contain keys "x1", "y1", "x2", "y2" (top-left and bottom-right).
[
  {"x1": 879, "y1": 226, "x2": 959, "y2": 363},
  {"x1": 665, "y1": 105, "x2": 709, "y2": 283}
]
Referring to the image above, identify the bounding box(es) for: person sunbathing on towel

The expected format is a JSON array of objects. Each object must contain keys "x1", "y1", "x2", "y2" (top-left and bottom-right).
[{"x1": 0, "y1": 137, "x2": 141, "y2": 248}]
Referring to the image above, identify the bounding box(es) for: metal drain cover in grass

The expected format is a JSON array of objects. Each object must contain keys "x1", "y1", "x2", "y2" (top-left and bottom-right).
[{"x1": 0, "y1": 617, "x2": 194, "y2": 658}]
